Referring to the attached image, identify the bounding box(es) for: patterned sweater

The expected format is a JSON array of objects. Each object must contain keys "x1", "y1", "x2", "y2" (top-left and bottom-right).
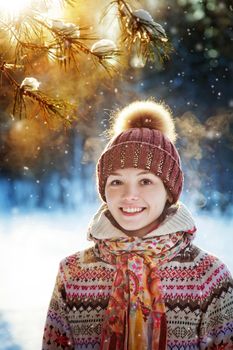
[{"x1": 42, "y1": 203, "x2": 233, "y2": 349}]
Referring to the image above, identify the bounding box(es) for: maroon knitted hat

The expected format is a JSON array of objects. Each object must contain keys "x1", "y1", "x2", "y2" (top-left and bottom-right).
[{"x1": 96, "y1": 100, "x2": 183, "y2": 204}]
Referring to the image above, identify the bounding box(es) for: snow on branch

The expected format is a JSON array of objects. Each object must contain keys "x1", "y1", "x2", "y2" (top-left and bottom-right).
[
  {"x1": 1, "y1": 62, "x2": 75, "y2": 126},
  {"x1": 103, "y1": 0, "x2": 172, "y2": 64}
]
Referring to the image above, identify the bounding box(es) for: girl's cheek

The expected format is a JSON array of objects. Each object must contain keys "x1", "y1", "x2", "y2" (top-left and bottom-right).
[
  {"x1": 107, "y1": 186, "x2": 116, "y2": 192},
  {"x1": 143, "y1": 187, "x2": 153, "y2": 194},
  {"x1": 106, "y1": 187, "x2": 119, "y2": 197}
]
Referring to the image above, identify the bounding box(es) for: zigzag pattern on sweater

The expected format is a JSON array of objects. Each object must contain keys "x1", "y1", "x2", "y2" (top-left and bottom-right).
[{"x1": 43, "y1": 244, "x2": 233, "y2": 350}]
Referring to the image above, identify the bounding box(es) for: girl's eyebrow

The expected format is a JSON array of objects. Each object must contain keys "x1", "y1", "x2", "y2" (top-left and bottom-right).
[{"x1": 109, "y1": 171, "x2": 151, "y2": 176}]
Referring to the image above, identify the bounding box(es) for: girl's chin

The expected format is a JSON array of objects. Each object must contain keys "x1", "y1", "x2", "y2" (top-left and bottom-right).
[
  {"x1": 122, "y1": 225, "x2": 143, "y2": 231},
  {"x1": 118, "y1": 221, "x2": 145, "y2": 231},
  {"x1": 118, "y1": 216, "x2": 160, "y2": 235}
]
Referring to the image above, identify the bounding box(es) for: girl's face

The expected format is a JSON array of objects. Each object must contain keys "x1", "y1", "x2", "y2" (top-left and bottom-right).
[{"x1": 105, "y1": 167, "x2": 169, "y2": 232}]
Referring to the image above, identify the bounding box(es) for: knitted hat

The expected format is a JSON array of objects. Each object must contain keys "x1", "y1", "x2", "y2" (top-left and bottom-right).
[{"x1": 96, "y1": 100, "x2": 183, "y2": 204}]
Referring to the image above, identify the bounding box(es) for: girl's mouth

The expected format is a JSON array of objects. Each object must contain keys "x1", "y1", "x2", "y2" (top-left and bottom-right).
[{"x1": 120, "y1": 208, "x2": 146, "y2": 216}]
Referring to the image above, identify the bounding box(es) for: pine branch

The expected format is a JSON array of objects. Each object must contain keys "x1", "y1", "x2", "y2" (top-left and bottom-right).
[
  {"x1": 1, "y1": 14, "x2": 120, "y2": 74},
  {"x1": 0, "y1": 3, "x2": 121, "y2": 125},
  {"x1": 59, "y1": 0, "x2": 76, "y2": 6},
  {"x1": 35, "y1": 16, "x2": 121, "y2": 73},
  {"x1": 105, "y1": 0, "x2": 173, "y2": 64},
  {"x1": 0, "y1": 62, "x2": 75, "y2": 126}
]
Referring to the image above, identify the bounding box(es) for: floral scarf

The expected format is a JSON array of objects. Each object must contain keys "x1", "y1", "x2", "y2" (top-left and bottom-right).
[{"x1": 92, "y1": 227, "x2": 196, "y2": 350}]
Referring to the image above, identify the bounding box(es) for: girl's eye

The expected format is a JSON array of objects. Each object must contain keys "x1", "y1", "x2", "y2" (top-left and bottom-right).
[
  {"x1": 110, "y1": 180, "x2": 121, "y2": 186},
  {"x1": 141, "y1": 178, "x2": 152, "y2": 185}
]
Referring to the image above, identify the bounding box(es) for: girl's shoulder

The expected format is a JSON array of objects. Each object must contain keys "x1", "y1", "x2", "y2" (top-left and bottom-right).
[
  {"x1": 55, "y1": 247, "x2": 114, "y2": 291},
  {"x1": 168, "y1": 243, "x2": 233, "y2": 282},
  {"x1": 192, "y1": 244, "x2": 231, "y2": 273},
  {"x1": 58, "y1": 246, "x2": 114, "y2": 279},
  {"x1": 60, "y1": 246, "x2": 97, "y2": 266}
]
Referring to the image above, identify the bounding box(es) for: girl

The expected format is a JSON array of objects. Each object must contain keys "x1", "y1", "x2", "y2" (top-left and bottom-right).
[{"x1": 42, "y1": 100, "x2": 233, "y2": 349}]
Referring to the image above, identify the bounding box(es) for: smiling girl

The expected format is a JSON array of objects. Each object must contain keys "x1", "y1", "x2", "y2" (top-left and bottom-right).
[
  {"x1": 105, "y1": 168, "x2": 169, "y2": 237},
  {"x1": 42, "y1": 100, "x2": 233, "y2": 350}
]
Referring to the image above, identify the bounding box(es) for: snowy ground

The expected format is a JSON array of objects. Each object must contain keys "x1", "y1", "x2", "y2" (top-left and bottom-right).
[{"x1": 0, "y1": 205, "x2": 232, "y2": 350}]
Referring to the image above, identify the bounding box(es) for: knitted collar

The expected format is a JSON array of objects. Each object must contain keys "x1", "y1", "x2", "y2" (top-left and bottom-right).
[{"x1": 87, "y1": 201, "x2": 196, "y2": 240}]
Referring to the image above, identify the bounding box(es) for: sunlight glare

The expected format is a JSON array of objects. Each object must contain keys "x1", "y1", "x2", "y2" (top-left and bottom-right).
[
  {"x1": 0, "y1": 0, "x2": 31, "y2": 18},
  {"x1": 0, "y1": 0, "x2": 63, "y2": 19},
  {"x1": 46, "y1": 0, "x2": 63, "y2": 19}
]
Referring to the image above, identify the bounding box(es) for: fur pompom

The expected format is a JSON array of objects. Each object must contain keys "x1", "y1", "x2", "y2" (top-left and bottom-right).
[{"x1": 110, "y1": 100, "x2": 177, "y2": 142}]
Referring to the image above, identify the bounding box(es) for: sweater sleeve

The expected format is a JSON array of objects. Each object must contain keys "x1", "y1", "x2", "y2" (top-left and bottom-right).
[
  {"x1": 42, "y1": 262, "x2": 74, "y2": 350},
  {"x1": 199, "y1": 258, "x2": 233, "y2": 349}
]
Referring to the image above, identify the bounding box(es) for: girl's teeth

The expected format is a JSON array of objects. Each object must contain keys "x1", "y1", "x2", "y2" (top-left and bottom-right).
[{"x1": 122, "y1": 208, "x2": 144, "y2": 213}]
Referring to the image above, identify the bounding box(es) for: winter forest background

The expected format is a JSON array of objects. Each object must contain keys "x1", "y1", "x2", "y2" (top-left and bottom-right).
[{"x1": 0, "y1": 0, "x2": 232, "y2": 349}]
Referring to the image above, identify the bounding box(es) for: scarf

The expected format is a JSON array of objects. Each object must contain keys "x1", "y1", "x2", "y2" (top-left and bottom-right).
[{"x1": 92, "y1": 228, "x2": 196, "y2": 350}]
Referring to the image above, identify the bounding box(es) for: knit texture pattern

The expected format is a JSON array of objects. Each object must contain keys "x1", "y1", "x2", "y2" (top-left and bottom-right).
[
  {"x1": 96, "y1": 128, "x2": 183, "y2": 204},
  {"x1": 42, "y1": 204, "x2": 233, "y2": 349}
]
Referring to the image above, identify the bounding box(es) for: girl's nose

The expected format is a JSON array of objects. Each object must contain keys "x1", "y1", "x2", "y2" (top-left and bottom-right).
[{"x1": 122, "y1": 185, "x2": 139, "y2": 201}]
